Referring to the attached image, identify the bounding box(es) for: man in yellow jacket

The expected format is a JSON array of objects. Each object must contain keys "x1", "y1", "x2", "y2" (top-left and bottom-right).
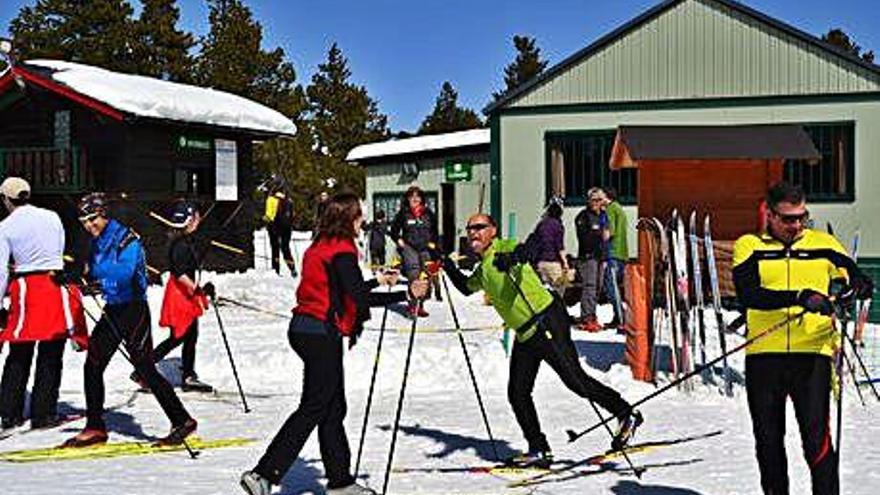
[{"x1": 733, "y1": 182, "x2": 873, "y2": 495}]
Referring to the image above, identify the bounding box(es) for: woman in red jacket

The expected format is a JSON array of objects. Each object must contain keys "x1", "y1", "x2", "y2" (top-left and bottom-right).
[{"x1": 240, "y1": 192, "x2": 429, "y2": 495}]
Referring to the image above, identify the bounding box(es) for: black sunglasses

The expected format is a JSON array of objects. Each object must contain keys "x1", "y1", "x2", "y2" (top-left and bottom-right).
[
  {"x1": 465, "y1": 223, "x2": 492, "y2": 232},
  {"x1": 771, "y1": 209, "x2": 810, "y2": 224}
]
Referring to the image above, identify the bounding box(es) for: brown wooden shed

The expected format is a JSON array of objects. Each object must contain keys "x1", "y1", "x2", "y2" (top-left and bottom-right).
[{"x1": 610, "y1": 124, "x2": 820, "y2": 241}]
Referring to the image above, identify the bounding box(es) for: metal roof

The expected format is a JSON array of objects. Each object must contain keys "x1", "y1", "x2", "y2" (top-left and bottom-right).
[{"x1": 485, "y1": 0, "x2": 880, "y2": 114}]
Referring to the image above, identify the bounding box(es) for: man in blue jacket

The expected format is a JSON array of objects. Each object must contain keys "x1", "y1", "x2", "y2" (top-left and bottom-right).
[{"x1": 63, "y1": 193, "x2": 196, "y2": 447}]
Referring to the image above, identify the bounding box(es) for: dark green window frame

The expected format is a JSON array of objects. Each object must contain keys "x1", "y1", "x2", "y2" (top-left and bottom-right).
[
  {"x1": 544, "y1": 130, "x2": 637, "y2": 207},
  {"x1": 784, "y1": 122, "x2": 855, "y2": 203}
]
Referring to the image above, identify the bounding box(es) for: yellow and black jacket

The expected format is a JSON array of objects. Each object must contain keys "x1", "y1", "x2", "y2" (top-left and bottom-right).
[{"x1": 732, "y1": 229, "x2": 855, "y2": 356}]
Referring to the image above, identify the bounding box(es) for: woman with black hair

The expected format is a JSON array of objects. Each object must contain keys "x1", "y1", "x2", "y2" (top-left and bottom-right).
[
  {"x1": 240, "y1": 192, "x2": 429, "y2": 495},
  {"x1": 533, "y1": 200, "x2": 570, "y2": 297},
  {"x1": 389, "y1": 185, "x2": 438, "y2": 317},
  {"x1": 132, "y1": 200, "x2": 214, "y2": 392}
]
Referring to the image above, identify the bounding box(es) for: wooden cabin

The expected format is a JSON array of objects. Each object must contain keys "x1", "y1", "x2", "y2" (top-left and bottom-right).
[{"x1": 0, "y1": 60, "x2": 296, "y2": 275}]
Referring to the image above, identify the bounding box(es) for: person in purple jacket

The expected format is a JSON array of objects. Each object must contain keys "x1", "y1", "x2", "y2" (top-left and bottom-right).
[{"x1": 532, "y1": 200, "x2": 570, "y2": 297}]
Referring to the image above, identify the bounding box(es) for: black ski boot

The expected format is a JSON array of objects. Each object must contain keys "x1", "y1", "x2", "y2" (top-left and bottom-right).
[
  {"x1": 506, "y1": 449, "x2": 554, "y2": 469},
  {"x1": 611, "y1": 410, "x2": 643, "y2": 451},
  {"x1": 181, "y1": 375, "x2": 214, "y2": 393}
]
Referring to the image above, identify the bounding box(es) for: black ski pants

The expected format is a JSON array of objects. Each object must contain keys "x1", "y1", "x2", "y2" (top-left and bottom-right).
[
  {"x1": 255, "y1": 317, "x2": 353, "y2": 488},
  {"x1": 268, "y1": 223, "x2": 295, "y2": 275},
  {"x1": 746, "y1": 354, "x2": 838, "y2": 495},
  {"x1": 152, "y1": 320, "x2": 199, "y2": 378},
  {"x1": 508, "y1": 299, "x2": 631, "y2": 452},
  {"x1": 84, "y1": 301, "x2": 191, "y2": 431},
  {"x1": 0, "y1": 339, "x2": 65, "y2": 424}
]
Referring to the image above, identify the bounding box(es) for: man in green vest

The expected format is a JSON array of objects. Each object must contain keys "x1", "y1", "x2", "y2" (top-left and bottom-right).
[
  {"x1": 442, "y1": 213, "x2": 642, "y2": 467},
  {"x1": 603, "y1": 188, "x2": 629, "y2": 329}
]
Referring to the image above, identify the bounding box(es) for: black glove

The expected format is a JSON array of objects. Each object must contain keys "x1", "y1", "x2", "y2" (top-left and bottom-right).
[
  {"x1": 0, "y1": 308, "x2": 7, "y2": 328},
  {"x1": 348, "y1": 328, "x2": 363, "y2": 349},
  {"x1": 441, "y1": 255, "x2": 457, "y2": 273},
  {"x1": 850, "y1": 273, "x2": 875, "y2": 300},
  {"x1": 201, "y1": 282, "x2": 216, "y2": 299},
  {"x1": 493, "y1": 252, "x2": 520, "y2": 273},
  {"x1": 797, "y1": 289, "x2": 834, "y2": 316}
]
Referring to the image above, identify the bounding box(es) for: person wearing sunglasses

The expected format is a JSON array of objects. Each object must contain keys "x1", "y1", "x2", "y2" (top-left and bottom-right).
[
  {"x1": 0, "y1": 177, "x2": 87, "y2": 431},
  {"x1": 733, "y1": 181, "x2": 874, "y2": 495},
  {"x1": 63, "y1": 192, "x2": 197, "y2": 448},
  {"x1": 441, "y1": 213, "x2": 642, "y2": 468}
]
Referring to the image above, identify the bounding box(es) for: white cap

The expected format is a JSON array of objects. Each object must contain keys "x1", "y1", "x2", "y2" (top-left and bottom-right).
[{"x1": 0, "y1": 177, "x2": 31, "y2": 200}]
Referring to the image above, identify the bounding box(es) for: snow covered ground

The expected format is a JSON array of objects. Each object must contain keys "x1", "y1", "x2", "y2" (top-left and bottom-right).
[{"x1": 1, "y1": 233, "x2": 878, "y2": 495}]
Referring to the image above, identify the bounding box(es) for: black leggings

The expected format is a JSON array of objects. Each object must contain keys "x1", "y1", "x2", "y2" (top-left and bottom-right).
[
  {"x1": 746, "y1": 354, "x2": 838, "y2": 495},
  {"x1": 508, "y1": 299, "x2": 631, "y2": 452},
  {"x1": 152, "y1": 320, "x2": 199, "y2": 377},
  {"x1": 0, "y1": 339, "x2": 65, "y2": 422},
  {"x1": 268, "y1": 224, "x2": 295, "y2": 274},
  {"x1": 255, "y1": 317, "x2": 353, "y2": 488},
  {"x1": 84, "y1": 301, "x2": 191, "y2": 430}
]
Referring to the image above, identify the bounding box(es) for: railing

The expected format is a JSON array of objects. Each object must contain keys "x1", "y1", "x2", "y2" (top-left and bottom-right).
[{"x1": 0, "y1": 146, "x2": 92, "y2": 193}]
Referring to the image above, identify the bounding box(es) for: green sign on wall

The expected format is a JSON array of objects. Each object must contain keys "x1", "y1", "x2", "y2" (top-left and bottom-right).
[
  {"x1": 177, "y1": 135, "x2": 212, "y2": 151},
  {"x1": 445, "y1": 160, "x2": 473, "y2": 182}
]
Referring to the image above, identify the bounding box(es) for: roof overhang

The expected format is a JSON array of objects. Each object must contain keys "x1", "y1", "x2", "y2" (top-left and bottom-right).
[
  {"x1": 1, "y1": 61, "x2": 297, "y2": 138},
  {"x1": 609, "y1": 124, "x2": 820, "y2": 169},
  {"x1": 0, "y1": 65, "x2": 125, "y2": 121}
]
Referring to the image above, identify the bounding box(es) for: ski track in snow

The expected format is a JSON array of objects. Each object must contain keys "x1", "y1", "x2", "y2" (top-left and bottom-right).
[{"x1": 1, "y1": 259, "x2": 878, "y2": 495}]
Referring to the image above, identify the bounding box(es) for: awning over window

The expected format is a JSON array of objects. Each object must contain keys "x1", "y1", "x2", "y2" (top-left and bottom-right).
[{"x1": 610, "y1": 125, "x2": 820, "y2": 169}]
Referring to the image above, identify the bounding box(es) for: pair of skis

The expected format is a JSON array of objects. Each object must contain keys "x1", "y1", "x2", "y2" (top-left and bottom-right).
[{"x1": 641, "y1": 211, "x2": 732, "y2": 395}]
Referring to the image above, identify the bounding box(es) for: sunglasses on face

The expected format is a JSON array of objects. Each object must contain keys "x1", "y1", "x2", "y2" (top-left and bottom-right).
[
  {"x1": 465, "y1": 223, "x2": 492, "y2": 232},
  {"x1": 771, "y1": 209, "x2": 810, "y2": 224}
]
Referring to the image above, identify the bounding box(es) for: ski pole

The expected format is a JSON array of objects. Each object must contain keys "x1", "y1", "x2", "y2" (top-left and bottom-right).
[
  {"x1": 216, "y1": 296, "x2": 289, "y2": 320},
  {"x1": 834, "y1": 310, "x2": 848, "y2": 455},
  {"x1": 79, "y1": 290, "x2": 200, "y2": 459},
  {"x1": 354, "y1": 286, "x2": 391, "y2": 478},
  {"x1": 209, "y1": 295, "x2": 250, "y2": 413},
  {"x1": 504, "y1": 271, "x2": 643, "y2": 478},
  {"x1": 440, "y1": 272, "x2": 500, "y2": 462},
  {"x1": 566, "y1": 309, "x2": 808, "y2": 444},
  {"x1": 382, "y1": 294, "x2": 424, "y2": 495},
  {"x1": 839, "y1": 312, "x2": 880, "y2": 401}
]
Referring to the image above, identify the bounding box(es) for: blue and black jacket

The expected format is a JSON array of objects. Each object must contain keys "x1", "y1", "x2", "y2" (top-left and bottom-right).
[{"x1": 88, "y1": 219, "x2": 148, "y2": 306}]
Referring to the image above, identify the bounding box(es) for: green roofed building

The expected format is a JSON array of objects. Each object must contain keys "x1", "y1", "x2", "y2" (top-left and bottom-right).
[{"x1": 484, "y1": 0, "x2": 880, "y2": 319}]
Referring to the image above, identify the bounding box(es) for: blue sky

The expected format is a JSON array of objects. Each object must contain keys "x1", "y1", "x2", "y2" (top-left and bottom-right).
[{"x1": 2, "y1": 0, "x2": 877, "y2": 132}]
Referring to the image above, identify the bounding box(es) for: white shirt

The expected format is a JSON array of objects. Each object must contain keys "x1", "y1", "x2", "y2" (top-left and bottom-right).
[{"x1": 0, "y1": 204, "x2": 66, "y2": 297}]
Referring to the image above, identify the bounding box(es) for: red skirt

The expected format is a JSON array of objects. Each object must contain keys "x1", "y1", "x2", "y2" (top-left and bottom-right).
[
  {"x1": 1, "y1": 273, "x2": 88, "y2": 349},
  {"x1": 159, "y1": 277, "x2": 209, "y2": 339}
]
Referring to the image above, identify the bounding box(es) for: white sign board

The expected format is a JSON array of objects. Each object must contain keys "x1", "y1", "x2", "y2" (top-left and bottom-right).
[{"x1": 215, "y1": 139, "x2": 238, "y2": 201}]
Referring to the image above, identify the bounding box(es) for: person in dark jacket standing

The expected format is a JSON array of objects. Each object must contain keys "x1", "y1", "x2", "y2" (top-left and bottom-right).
[
  {"x1": 389, "y1": 186, "x2": 438, "y2": 317},
  {"x1": 364, "y1": 209, "x2": 388, "y2": 269},
  {"x1": 240, "y1": 192, "x2": 429, "y2": 495},
  {"x1": 63, "y1": 193, "x2": 196, "y2": 448},
  {"x1": 264, "y1": 181, "x2": 297, "y2": 277},
  {"x1": 136, "y1": 200, "x2": 214, "y2": 392},
  {"x1": 573, "y1": 188, "x2": 609, "y2": 332},
  {"x1": 0, "y1": 177, "x2": 88, "y2": 430},
  {"x1": 532, "y1": 201, "x2": 570, "y2": 297}
]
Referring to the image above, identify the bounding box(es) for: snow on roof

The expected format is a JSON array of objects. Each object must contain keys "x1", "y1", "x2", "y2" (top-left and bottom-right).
[
  {"x1": 23, "y1": 60, "x2": 296, "y2": 136},
  {"x1": 346, "y1": 128, "x2": 489, "y2": 162}
]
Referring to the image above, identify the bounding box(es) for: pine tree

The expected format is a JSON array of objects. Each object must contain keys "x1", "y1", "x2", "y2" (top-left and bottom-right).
[
  {"x1": 195, "y1": 0, "x2": 301, "y2": 116},
  {"x1": 135, "y1": 0, "x2": 195, "y2": 82},
  {"x1": 418, "y1": 81, "x2": 482, "y2": 135},
  {"x1": 822, "y1": 28, "x2": 875, "y2": 64},
  {"x1": 307, "y1": 43, "x2": 390, "y2": 161},
  {"x1": 9, "y1": 0, "x2": 140, "y2": 73},
  {"x1": 492, "y1": 35, "x2": 548, "y2": 101}
]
